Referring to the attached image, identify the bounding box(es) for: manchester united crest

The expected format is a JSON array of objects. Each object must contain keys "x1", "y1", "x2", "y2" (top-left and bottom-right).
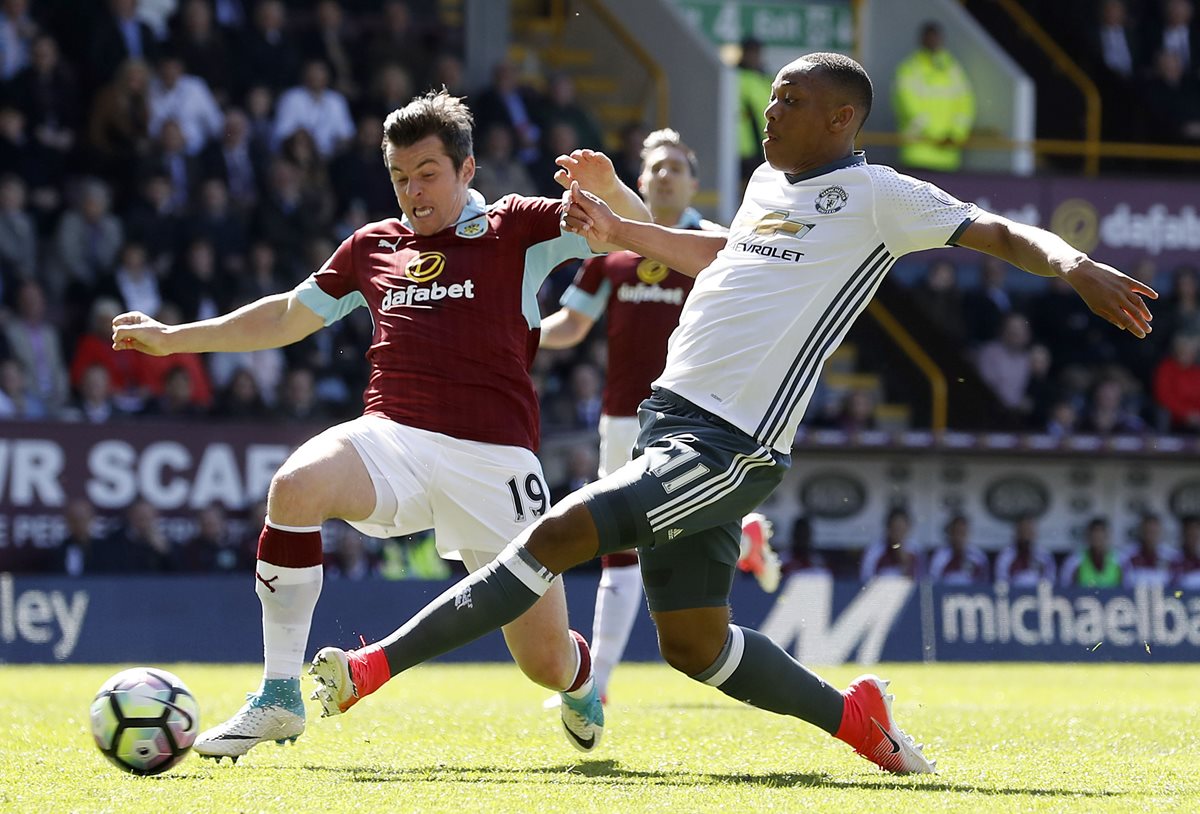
[{"x1": 815, "y1": 185, "x2": 848, "y2": 214}]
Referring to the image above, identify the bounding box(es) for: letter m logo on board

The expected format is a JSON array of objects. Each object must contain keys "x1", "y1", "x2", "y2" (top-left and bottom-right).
[{"x1": 759, "y1": 575, "x2": 914, "y2": 665}]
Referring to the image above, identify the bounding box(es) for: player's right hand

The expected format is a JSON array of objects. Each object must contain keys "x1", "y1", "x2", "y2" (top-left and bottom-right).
[
  {"x1": 112, "y1": 311, "x2": 174, "y2": 356},
  {"x1": 560, "y1": 181, "x2": 620, "y2": 245}
]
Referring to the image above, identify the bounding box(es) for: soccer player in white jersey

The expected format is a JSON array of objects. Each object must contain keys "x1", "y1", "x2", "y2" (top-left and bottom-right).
[
  {"x1": 310, "y1": 54, "x2": 1157, "y2": 773},
  {"x1": 540, "y1": 128, "x2": 778, "y2": 703},
  {"x1": 112, "y1": 90, "x2": 650, "y2": 760}
]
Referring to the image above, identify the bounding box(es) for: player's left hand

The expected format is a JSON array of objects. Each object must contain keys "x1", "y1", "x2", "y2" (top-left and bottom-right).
[
  {"x1": 1062, "y1": 259, "x2": 1158, "y2": 338},
  {"x1": 554, "y1": 149, "x2": 618, "y2": 194},
  {"x1": 559, "y1": 181, "x2": 620, "y2": 245}
]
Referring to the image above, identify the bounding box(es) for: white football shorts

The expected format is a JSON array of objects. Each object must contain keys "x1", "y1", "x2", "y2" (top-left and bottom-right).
[
  {"x1": 341, "y1": 415, "x2": 551, "y2": 561},
  {"x1": 598, "y1": 413, "x2": 640, "y2": 478}
]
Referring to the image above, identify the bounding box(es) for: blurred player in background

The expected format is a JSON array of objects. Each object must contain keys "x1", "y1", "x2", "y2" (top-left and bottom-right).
[
  {"x1": 539, "y1": 128, "x2": 779, "y2": 703},
  {"x1": 310, "y1": 54, "x2": 1156, "y2": 775},
  {"x1": 112, "y1": 90, "x2": 650, "y2": 761}
]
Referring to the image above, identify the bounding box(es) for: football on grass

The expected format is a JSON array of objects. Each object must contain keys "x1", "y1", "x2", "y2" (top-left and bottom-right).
[{"x1": 89, "y1": 667, "x2": 200, "y2": 775}]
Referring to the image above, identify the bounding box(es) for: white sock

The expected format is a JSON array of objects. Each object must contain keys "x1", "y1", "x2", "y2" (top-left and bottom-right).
[
  {"x1": 256, "y1": 560, "x2": 324, "y2": 679},
  {"x1": 590, "y1": 564, "x2": 643, "y2": 696}
]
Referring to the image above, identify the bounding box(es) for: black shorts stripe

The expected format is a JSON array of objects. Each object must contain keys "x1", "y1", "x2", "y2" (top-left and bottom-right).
[
  {"x1": 766, "y1": 255, "x2": 896, "y2": 447},
  {"x1": 753, "y1": 243, "x2": 888, "y2": 442}
]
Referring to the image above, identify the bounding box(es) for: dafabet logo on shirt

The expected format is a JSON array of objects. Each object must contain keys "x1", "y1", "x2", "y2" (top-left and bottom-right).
[{"x1": 381, "y1": 252, "x2": 476, "y2": 311}]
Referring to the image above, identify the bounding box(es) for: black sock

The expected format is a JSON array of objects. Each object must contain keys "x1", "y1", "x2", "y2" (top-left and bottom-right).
[
  {"x1": 693, "y1": 625, "x2": 844, "y2": 734},
  {"x1": 378, "y1": 545, "x2": 555, "y2": 675}
]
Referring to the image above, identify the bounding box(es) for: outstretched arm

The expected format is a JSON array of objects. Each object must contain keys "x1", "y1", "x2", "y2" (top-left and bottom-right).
[
  {"x1": 554, "y1": 150, "x2": 652, "y2": 251},
  {"x1": 955, "y1": 212, "x2": 1157, "y2": 338},
  {"x1": 112, "y1": 290, "x2": 325, "y2": 356},
  {"x1": 539, "y1": 307, "x2": 596, "y2": 349},
  {"x1": 560, "y1": 182, "x2": 727, "y2": 277}
]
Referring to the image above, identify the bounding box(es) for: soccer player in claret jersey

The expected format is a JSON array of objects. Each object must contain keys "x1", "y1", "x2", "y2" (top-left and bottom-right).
[
  {"x1": 310, "y1": 55, "x2": 1157, "y2": 773},
  {"x1": 112, "y1": 89, "x2": 651, "y2": 761},
  {"x1": 539, "y1": 128, "x2": 779, "y2": 703}
]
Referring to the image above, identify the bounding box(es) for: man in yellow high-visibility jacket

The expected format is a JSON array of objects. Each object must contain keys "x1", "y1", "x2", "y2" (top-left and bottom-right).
[{"x1": 893, "y1": 22, "x2": 976, "y2": 171}]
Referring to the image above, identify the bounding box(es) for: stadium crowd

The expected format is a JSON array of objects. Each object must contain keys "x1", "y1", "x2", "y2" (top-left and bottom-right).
[{"x1": 2, "y1": 0, "x2": 1200, "y2": 581}]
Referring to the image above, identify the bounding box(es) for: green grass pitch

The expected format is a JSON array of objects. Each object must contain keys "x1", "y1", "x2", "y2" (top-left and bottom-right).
[{"x1": 2, "y1": 662, "x2": 1197, "y2": 813}]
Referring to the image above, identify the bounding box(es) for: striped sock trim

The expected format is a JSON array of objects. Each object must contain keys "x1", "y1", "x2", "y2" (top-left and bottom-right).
[
  {"x1": 693, "y1": 625, "x2": 746, "y2": 687},
  {"x1": 496, "y1": 544, "x2": 555, "y2": 597}
]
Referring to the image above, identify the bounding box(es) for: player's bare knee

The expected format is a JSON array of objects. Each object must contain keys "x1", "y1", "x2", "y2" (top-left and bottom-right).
[
  {"x1": 657, "y1": 629, "x2": 724, "y2": 676},
  {"x1": 266, "y1": 466, "x2": 326, "y2": 523},
  {"x1": 523, "y1": 504, "x2": 599, "y2": 573}
]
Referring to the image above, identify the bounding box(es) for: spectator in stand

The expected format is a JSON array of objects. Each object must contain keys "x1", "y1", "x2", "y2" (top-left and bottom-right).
[
  {"x1": 253, "y1": 159, "x2": 326, "y2": 275},
  {"x1": 70, "y1": 297, "x2": 146, "y2": 410},
  {"x1": 1061, "y1": 517, "x2": 1123, "y2": 588},
  {"x1": 201, "y1": 108, "x2": 265, "y2": 209},
  {"x1": 5, "y1": 278, "x2": 68, "y2": 413},
  {"x1": 330, "y1": 115, "x2": 400, "y2": 220},
  {"x1": 179, "y1": 504, "x2": 246, "y2": 572},
  {"x1": 148, "y1": 52, "x2": 223, "y2": 156},
  {"x1": 278, "y1": 128, "x2": 335, "y2": 226},
  {"x1": 57, "y1": 498, "x2": 104, "y2": 576},
  {"x1": 0, "y1": 173, "x2": 36, "y2": 283},
  {"x1": 323, "y1": 521, "x2": 379, "y2": 581},
  {"x1": 734, "y1": 37, "x2": 774, "y2": 185},
  {"x1": 86, "y1": 58, "x2": 151, "y2": 187},
  {"x1": 98, "y1": 240, "x2": 162, "y2": 318},
  {"x1": 141, "y1": 363, "x2": 209, "y2": 418},
  {"x1": 187, "y1": 178, "x2": 248, "y2": 265},
  {"x1": 1080, "y1": 374, "x2": 1147, "y2": 435},
  {"x1": 431, "y1": 51, "x2": 467, "y2": 98},
  {"x1": 1173, "y1": 514, "x2": 1200, "y2": 588},
  {"x1": 166, "y1": 237, "x2": 228, "y2": 322},
  {"x1": 994, "y1": 515, "x2": 1057, "y2": 586},
  {"x1": 62, "y1": 362, "x2": 123, "y2": 424},
  {"x1": 7, "y1": 33, "x2": 80, "y2": 190},
  {"x1": 92, "y1": 498, "x2": 172, "y2": 573},
  {"x1": 303, "y1": 0, "x2": 360, "y2": 104},
  {"x1": 535, "y1": 120, "x2": 583, "y2": 198},
  {"x1": 1152, "y1": 0, "x2": 1196, "y2": 71},
  {"x1": 138, "y1": 118, "x2": 201, "y2": 211},
  {"x1": 1160, "y1": 265, "x2": 1200, "y2": 340},
  {"x1": 1122, "y1": 512, "x2": 1178, "y2": 587},
  {"x1": 0, "y1": 0, "x2": 36, "y2": 82},
  {"x1": 273, "y1": 59, "x2": 354, "y2": 159},
  {"x1": 1154, "y1": 334, "x2": 1200, "y2": 432},
  {"x1": 232, "y1": 239, "x2": 283, "y2": 304},
  {"x1": 0, "y1": 356, "x2": 46, "y2": 419},
  {"x1": 611, "y1": 121, "x2": 649, "y2": 190},
  {"x1": 1142, "y1": 49, "x2": 1200, "y2": 139},
  {"x1": 928, "y1": 514, "x2": 989, "y2": 585},
  {"x1": 893, "y1": 21, "x2": 975, "y2": 171},
  {"x1": 541, "y1": 73, "x2": 604, "y2": 153},
  {"x1": 244, "y1": 84, "x2": 276, "y2": 151},
  {"x1": 211, "y1": 366, "x2": 270, "y2": 420},
  {"x1": 471, "y1": 122, "x2": 538, "y2": 203},
  {"x1": 170, "y1": 0, "x2": 235, "y2": 105},
  {"x1": 123, "y1": 172, "x2": 186, "y2": 273},
  {"x1": 49, "y1": 177, "x2": 123, "y2": 296},
  {"x1": 860, "y1": 507, "x2": 921, "y2": 580},
  {"x1": 550, "y1": 444, "x2": 597, "y2": 505},
  {"x1": 975, "y1": 312, "x2": 1034, "y2": 413},
  {"x1": 1023, "y1": 344, "x2": 1058, "y2": 429},
  {"x1": 912, "y1": 258, "x2": 966, "y2": 345},
  {"x1": 272, "y1": 366, "x2": 327, "y2": 423},
  {"x1": 364, "y1": 1, "x2": 434, "y2": 93},
  {"x1": 1044, "y1": 399, "x2": 1079, "y2": 439},
  {"x1": 133, "y1": 302, "x2": 214, "y2": 409},
  {"x1": 0, "y1": 105, "x2": 59, "y2": 200},
  {"x1": 779, "y1": 516, "x2": 830, "y2": 578},
  {"x1": 473, "y1": 58, "x2": 544, "y2": 166},
  {"x1": 1093, "y1": 0, "x2": 1139, "y2": 79},
  {"x1": 236, "y1": 0, "x2": 300, "y2": 96},
  {"x1": 366, "y1": 63, "x2": 413, "y2": 119},
  {"x1": 835, "y1": 389, "x2": 877, "y2": 434},
  {"x1": 964, "y1": 258, "x2": 1016, "y2": 346},
  {"x1": 88, "y1": 0, "x2": 159, "y2": 90}
]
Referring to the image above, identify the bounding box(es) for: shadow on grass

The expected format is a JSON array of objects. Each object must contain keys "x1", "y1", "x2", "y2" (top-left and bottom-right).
[{"x1": 299, "y1": 760, "x2": 1123, "y2": 798}]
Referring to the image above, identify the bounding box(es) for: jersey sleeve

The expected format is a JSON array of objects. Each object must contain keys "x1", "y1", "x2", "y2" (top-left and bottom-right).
[
  {"x1": 293, "y1": 233, "x2": 367, "y2": 326},
  {"x1": 868, "y1": 165, "x2": 979, "y2": 257},
  {"x1": 559, "y1": 256, "x2": 611, "y2": 320},
  {"x1": 504, "y1": 194, "x2": 603, "y2": 264}
]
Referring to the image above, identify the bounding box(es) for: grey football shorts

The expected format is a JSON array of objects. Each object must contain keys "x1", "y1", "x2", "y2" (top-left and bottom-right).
[{"x1": 576, "y1": 388, "x2": 790, "y2": 611}]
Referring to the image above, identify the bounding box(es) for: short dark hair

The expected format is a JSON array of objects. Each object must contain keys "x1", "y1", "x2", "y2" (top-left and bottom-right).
[
  {"x1": 640, "y1": 128, "x2": 698, "y2": 177},
  {"x1": 799, "y1": 52, "x2": 874, "y2": 130},
  {"x1": 381, "y1": 88, "x2": 474, "y2": 171}
]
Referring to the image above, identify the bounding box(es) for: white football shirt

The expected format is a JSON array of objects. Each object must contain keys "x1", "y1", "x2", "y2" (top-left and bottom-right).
[{"x1": 654, "y1": 153, "x2": 978, "y2": 453}]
